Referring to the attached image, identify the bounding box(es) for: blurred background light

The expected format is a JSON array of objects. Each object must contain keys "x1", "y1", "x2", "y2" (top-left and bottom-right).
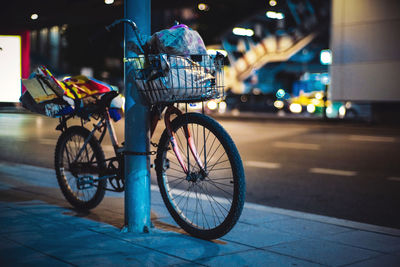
[
  {"x1": 276, "y1": 88, "x2": 285, "y2": 98},
  {"x1": 274, "y1": 100, "x2": 284, "y2": 109},
  {"x1": 307, "y1": 104, "x2": 316, "y2": 113},
  {"x1": 187, "y1": 102, "x2": 202, "y2": 111},
  {"x1": 104, "y1": 0, "x2": 114, "y2": 4},
  {"x1": 289, "y1": 103, "x2": 302, "y2": 113},
  {"x1": 315, "y1": 92, "x2": 323, "y2": 100},
  {"x1": 266, "y1": 11, "x2": 284, "y2": 19},
  {"x1": 232, "y1": 27, "x2": 254, "y2": 37},
  {"x1": 207, "y1": 49, "x2": 228, "y2": 57},
  {"x1": 339, "y1": 106, "x2": 346, "y2": 117},
  {"x1": 269, "y1": 0, "x2": 277, "y2": 7},
  {"x1": 218, "y1": 101, "x2": 227, "y2": 113},
  {"x1": 198, "y1": 3, "x2": 209, "y2": 11},
  {"x1": 320, "y1": 49, "x2": 332, "y2": 65},
  {"x1": 326, "y1": 105, "x2": 333, "y2": 115},
  {"x1": 30, "y1": 14, "x2": 38, "y2": 20},
  {"x1": 207, "y1": 100, "x2": 218, "y2": 110}
]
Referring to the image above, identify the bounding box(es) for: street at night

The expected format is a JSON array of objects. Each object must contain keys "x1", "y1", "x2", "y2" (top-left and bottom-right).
[{"x1": 1, "y1": 112, "x2": 399, "y2": 229}]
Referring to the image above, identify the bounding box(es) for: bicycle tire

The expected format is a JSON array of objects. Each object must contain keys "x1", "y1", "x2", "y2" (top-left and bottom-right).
[
  {"x1": 55, "y1": 126, "x2": 106, "y2": 210},
  {"x1": 155, "y1": 113, "x2": 245, "y2": 239}
]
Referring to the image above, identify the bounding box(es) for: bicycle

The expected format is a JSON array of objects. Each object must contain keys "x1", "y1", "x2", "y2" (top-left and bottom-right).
[{"x1": 54, "y1": 19, "x2": 245, "y2": 240}]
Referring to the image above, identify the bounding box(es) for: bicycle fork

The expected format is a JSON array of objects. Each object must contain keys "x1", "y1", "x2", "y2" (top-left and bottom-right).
[{"x1": 163, "y1": 106, "x2": 207, "y2": 179}]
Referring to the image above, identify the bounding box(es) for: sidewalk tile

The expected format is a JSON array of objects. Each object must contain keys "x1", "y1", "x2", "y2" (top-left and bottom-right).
[
  {"x1": 239, "y1": 207, "x2": 291, "y2": 225},
  {"x1": 324, "y1": 230, "x2": 400, "y2": 253},
  {"x1": 5, "y1": 228, "x2": 191, "y2": 265},
  {"x1": 0, "y1": 209, "x2": 68, "y2": 233},
  {"x1": 346, "y1": 254, "x2": 400, "y2": 267},
  {"x1": 0, "y1": 237, "x2": 71, "y2": 266},
  {"x1": 195, "y1": 249, "x2": 323, "y2": 267},
  {"x1": 221, "y1": 224, "x2": 303, "y2": 248},
  {"x1": 1, "y1": 231, "x2": 187, "y2": 266},
  {"x1": 66, "y1": 249, "x2": 190, "y2": 266},
  {"x1": 9, "y1": 202, "x2": 109, "y2": 228},
  {"x1": 93, "y1": 227, "x2": 252, "y2": 262},
  {"x1": 263, "y1": 218, "x2": 353, "y2": 238},
  {"x1": 1, "y1": 254, "x2": 71, "y2": 267},
  {"x1": 4, "y1": 229, "x2": 145, "y2": 259},
  {"x1": 267, "y1": 238, "x2": 382, "y2": 266}
]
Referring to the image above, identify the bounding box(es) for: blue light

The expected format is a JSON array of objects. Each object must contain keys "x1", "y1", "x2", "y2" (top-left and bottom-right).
[{"x1": 276, "y1": 89, "x2": 285, "y2": 98}]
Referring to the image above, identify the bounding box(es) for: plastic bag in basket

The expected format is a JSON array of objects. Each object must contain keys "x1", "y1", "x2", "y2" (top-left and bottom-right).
[{"x1": 148, "y1": 24, "x2": 207, "y2": 56}]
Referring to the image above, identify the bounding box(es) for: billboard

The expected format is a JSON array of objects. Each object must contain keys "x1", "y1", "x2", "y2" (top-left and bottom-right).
[{"x1": 0, "y1": 35, "x2": 21, "y2": 102}]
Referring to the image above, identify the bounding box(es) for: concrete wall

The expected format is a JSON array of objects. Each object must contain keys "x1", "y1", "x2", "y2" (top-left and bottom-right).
[{"x1": 330, "y1": 0, "x2": 400, "y2": 101}]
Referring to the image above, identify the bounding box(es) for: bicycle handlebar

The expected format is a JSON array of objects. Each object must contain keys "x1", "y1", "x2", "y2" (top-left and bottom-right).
[{"x1": 106, "y1": 19, "x2": 137, "y2": 31}]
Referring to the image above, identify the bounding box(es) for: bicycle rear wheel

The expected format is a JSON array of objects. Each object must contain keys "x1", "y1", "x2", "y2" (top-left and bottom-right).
[
  {"x1": 55, "y1": 126, "x2": 106, "y2": 210},
  {"x1": 155, "y1": 113, "x2": 245, "y2": 239}
]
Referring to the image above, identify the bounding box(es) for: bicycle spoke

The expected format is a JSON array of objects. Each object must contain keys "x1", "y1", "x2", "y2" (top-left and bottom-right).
[
  {"x1": 205, "y1": 178, "x2": 233, "y2": 188},
  {"x1": 197, "y1": 184, "x2": 219, "y2": 227},
  {"x1": 205, "y1": 180, "x2": 233, "y2": 202},
  {"x1": 61, "y1": 134, "x2": 99, "y2": 202},
  {"x1": 198, "y1": 129, "x2": 212, "y2": 159},
  {"x1": 198, "y1": 184, "x2": 225, "y2": 225},
  {"x1": 201, "y1": 183, "x2": 230, "y2": 215}
]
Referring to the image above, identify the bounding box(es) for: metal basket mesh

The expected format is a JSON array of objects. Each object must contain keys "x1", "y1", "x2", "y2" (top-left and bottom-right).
[{"x1": 126, "y1": 54, "x2": 224, "y2": 105}]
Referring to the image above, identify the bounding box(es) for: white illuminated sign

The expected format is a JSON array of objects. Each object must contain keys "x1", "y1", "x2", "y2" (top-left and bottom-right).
[{"x1": 0, "y1": 35, "x2": 22, "y2": 102}]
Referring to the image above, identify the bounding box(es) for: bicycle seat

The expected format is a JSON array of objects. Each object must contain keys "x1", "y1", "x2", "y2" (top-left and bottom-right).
[
  {"x1": 70, "y1": 91, "x2": 119, "y2": 120},
  {"x1": 97, "y1": 91, "x2": 119, "y2": 109}
]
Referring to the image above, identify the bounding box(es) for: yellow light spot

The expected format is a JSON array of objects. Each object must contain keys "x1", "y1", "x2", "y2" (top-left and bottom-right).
[
  {"x1": 315, "y1": 92, "x2": 323, "y2": 100},
  {"x1": 198, "y1": 3, "x2": 209, "y2": 11},
  {"x1": 274, "y1": 100, "x2": 284, "y2": 109},
  {"x1": 207, "y1": 100, "x2": 218, "y2": 110}
]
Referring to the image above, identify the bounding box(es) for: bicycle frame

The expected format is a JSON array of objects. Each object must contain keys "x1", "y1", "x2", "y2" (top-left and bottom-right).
[{"x1": 58, "y1": 104, "x2": 207, "y2": 189}]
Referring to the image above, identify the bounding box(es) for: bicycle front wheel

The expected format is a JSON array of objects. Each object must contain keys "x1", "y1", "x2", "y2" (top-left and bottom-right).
[
  {"x1": 155, "y1": 113, "x2": 245, "y2": 240},
  {"x1": 55, "y1": 126, "x2": 106, "y2": 210}
]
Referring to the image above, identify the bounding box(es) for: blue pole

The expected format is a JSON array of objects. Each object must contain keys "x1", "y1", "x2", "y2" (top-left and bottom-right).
[{"x1": 123, "y1": 0, "x2": 151, "y2": 233}]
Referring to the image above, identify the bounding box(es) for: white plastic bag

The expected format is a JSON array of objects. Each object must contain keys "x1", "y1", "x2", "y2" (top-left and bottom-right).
[{"x1": 148, "y1": 25, "x2": 207, "y2": 56}]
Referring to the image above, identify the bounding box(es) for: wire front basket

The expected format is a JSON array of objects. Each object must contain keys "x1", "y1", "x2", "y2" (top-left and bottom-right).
[{"x1": 126, "y1": 54, "x2": 224, "y2": 105}]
